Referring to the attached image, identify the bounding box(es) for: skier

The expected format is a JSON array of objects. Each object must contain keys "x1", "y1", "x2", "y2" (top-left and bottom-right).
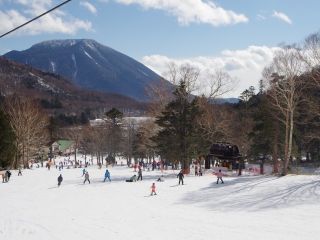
[
  {"x1": 216, "y1": 169, "x2": 224, "y2": 184},
  {"x1": 6, "y1": 170, "x2": 11, "y2": 181},
  {"x1": 104, "y1": 169, "x2": 111, "y2": 182},
  {"x1": 195, "y1": 165, "x2": 199, "y2": 176},
  {"x1": 2, "y1": 171, "x2": 8, "y2": 183},
  {"x1": 137, "y1": 168, "x2": 142, "y2": 181},
  {"x1": 157, "y1": 175, "x2": 164, "y2": 182},
  {"x1": 82, "y1": 168, "x2": 86, "y2": 177},
  {"x1": 150, "y1": 183, "x2": 157, "y2": 196},
  {"x1": 126, "y1": 175, "x2": 137, "y2": 182},
  {"x1": 84, "y1": 171, "x2": 90, "y2": 184},
  {"x1": 57, "y1": 174, "x2": 63, "y2": 187},
  {"x1": 177, "y1": 170, "x2": 184, "y2": 185},
  {"x1": 18, "y1": 168, "x2": 22, "y2": 176}
]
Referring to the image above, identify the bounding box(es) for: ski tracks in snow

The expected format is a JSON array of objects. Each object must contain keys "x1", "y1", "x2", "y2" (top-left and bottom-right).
[
  {"x1": 180, "y1": 175, "x2": 320, "y2": 212},
  {"x1": 0, "y1": 219, "x2": 60, "y2": 240}
]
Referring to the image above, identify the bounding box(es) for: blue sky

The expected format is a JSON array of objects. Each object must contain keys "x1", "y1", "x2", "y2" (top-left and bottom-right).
[{"x1": 1, "y1": 0, "x2": 320, "y2": 97}]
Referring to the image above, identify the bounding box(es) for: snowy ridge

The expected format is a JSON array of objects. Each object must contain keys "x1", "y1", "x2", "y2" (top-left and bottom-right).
[
  {"x1": 71, "y1": 54, "x2": 78, "y2": 80},
  {"x1": 49, "y1": 61, "x2": 56, "y2": 72},
  {"x1": 83, "y1": 50, "x2": 99, "y2": 66},
  {"x1": 29, "y1": 72, "x2": 58, "y2": 93},
  {"x1": 32, "y1": 39, "x2": 78, "y2": 48}
]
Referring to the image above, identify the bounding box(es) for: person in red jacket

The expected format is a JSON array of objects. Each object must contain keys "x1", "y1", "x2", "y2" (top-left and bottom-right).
[
  {"x1": 216, "y1": 169, "x2": 224, "y2": 184},
  {"x1": 150, "y1": 183, "x2": 157, "y2": 196}
]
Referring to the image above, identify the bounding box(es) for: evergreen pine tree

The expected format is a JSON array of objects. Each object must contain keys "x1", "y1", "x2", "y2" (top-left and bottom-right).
[{"x1": 154, "y1": 81, "x2": 202, "y2": 173}]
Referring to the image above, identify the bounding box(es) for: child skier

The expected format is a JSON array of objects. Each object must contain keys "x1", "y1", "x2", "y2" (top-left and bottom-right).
[
  {"x1": 216, "y1": 169, "x2": 224, "y2": 184},
  {"x1": 104, "y1": 169, "x2": 111, "y2": 182},
  {"x1": 150, "y1": 183, "x2": 157, "y2": 196}
]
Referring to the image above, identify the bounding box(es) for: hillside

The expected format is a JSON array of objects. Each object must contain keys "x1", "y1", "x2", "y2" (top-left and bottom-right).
[
  {"x1": 3, "y1": 39, "x2": 170, "y2": 101},
  {"x1": 0, "y1": 57, "x2": 146, "y2": 116}
]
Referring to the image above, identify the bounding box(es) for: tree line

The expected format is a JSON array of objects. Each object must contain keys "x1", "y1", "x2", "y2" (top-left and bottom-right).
[{"x1": 1, "y1": 32, "x2": 320, "y2": 175}]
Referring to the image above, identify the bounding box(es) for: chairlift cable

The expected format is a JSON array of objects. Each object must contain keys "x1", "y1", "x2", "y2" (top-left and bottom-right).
[{"x1": 0, "y1": 0, "x2": 72, "y2": 39}]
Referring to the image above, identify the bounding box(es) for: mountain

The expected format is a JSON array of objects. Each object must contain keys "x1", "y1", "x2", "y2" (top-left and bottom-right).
[
  {"x1": 0, "y1": 57, "x2": 146, "y2": 116},
  {"x1": 3, "y1": 39, "x2": 167, "y2": 101},
  {"x1": 212, "y1": 98, "x2": 239, "y2": 104}
]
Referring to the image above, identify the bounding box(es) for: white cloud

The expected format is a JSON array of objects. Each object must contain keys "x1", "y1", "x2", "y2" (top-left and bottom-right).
[
  {"x1": 142, "y1": 46, "x2": 280, "y2": 98},
  {"x1": 0, "y1": 0, "x2": 92, "y2": 36},
  {"x1": 272, "y1": 11, "x2": 292, "y2": 24},
  {"x1": 80, "y1": 1, "x2": 97, "y2": 14},
  {"x1": 114, "y1": 0, "x2": 248, "y2": 26}
]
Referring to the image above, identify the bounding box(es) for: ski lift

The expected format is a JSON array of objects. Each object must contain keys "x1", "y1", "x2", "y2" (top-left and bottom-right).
[
  {"x1": 209, "y1": 142, "x2": 241, "y2": 160},
  {"x1": 205, "y1": 142, "x2": 243, "y2": 171}
]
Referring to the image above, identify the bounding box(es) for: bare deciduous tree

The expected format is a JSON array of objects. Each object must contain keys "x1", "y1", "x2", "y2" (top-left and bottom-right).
[
  {"x1": 148, "y1": 63, "x2": 201, "y2": 117},
  {"x1": 303, "y1": 32, "x2": 320, "y2": 88},
  {"x1": 4, "y1": 96, "x2": 48, "y2": 168},
  {"x1": 62, "y1": 126, "x2": 84, "y2": 167},
  {"x1": 263, "y1": 47, "x2": 305, "y2": 175},
  {"x1": 200, "y1": 69, "x2": 235, "y2": 99}
]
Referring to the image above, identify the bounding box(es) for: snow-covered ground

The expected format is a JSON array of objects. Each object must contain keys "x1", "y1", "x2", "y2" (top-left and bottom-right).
[{"x1": 1, "y1": 157, "x2": 320, "y2": 240}]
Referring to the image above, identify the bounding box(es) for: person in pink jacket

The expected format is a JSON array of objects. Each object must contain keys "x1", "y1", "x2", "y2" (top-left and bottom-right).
[
  {"x1": 150, "y1": 183, "x2": 157, "y2": 196},
  {"x1": 216, "y1": 169, "x2": 224, "y2": 184}
]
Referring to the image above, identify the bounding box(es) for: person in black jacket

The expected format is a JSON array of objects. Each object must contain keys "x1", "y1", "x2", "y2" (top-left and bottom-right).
[
  {"x1": 6, "y1": 170, "x2": 12, "y2": 181},
  {"x1": 177, "y1": 170, "x2": 184, "y2": 185},
  {"x1": 57, "y1": 174, "x2": 63, "y2": 187}
]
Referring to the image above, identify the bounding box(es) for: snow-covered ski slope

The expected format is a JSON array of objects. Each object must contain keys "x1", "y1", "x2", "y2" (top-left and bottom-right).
[{"x1": 1, "y1": 161, "x2": 320, "y2": 240}]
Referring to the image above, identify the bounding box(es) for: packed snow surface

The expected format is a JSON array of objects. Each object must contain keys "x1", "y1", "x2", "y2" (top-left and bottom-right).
[{"x1": 1, "y1": 158, "x2": 320, "y2": 240}]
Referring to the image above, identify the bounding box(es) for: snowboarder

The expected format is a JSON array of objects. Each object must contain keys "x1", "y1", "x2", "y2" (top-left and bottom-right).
[
  {"x1": 216, "y1": 169, "x2": 224, "y2": 184},
  {"x1": 104, "y1": 169, "x2": 111, "y2": 182},
  {"x1": 137, "y1": 168, "x2": 142, "y2": 181},
  {"x1": 126, "y1": 175, "x2": 137, "y2": 182},
  {"x1": 57, "y1": 174, "x2": 63, "y2": 187},
  {"x1": 150, "y1": 183, "x2": 157, "y2": 196},
  {"x1": 84, "y1": 171, "x2": 90, "y2": 184},
  {"x1": 177, "y1": 170, "x2": 184, "y2": 185}
]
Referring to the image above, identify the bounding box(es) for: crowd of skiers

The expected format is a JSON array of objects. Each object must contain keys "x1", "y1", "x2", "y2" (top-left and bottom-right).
[{"x1": 3, "y1": 160, "x2": 225, "y2": 197}]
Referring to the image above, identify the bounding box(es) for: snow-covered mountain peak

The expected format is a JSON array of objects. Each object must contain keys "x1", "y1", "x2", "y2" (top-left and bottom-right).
[
  {"x1": 3, "y1": 39, "x2": 168, "y2": 101},
  {"x1": 31, "y1": 39, "x2": 99, "y2": 49}
]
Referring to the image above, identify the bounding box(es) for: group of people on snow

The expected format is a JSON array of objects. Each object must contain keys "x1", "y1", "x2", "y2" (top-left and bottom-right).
[
  {"x1": 56, "y1": 165, "x2": 224, "y2": 188},
  {"x1": 1, "y1": 169, "x2": 24, "y2": 183},
  {"x1": 1, "y1": 170, "x2": 12, "y2": 183}
]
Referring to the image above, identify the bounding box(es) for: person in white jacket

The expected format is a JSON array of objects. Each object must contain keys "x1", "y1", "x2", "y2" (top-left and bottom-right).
[{"x1": 216, "y1": 169, "x2": 224, "y2": 184}]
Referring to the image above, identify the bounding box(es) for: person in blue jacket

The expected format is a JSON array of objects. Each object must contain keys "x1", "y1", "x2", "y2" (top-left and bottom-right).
[{"x1": 104, "y1": 169, "x2": 111, "y2": 182}]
